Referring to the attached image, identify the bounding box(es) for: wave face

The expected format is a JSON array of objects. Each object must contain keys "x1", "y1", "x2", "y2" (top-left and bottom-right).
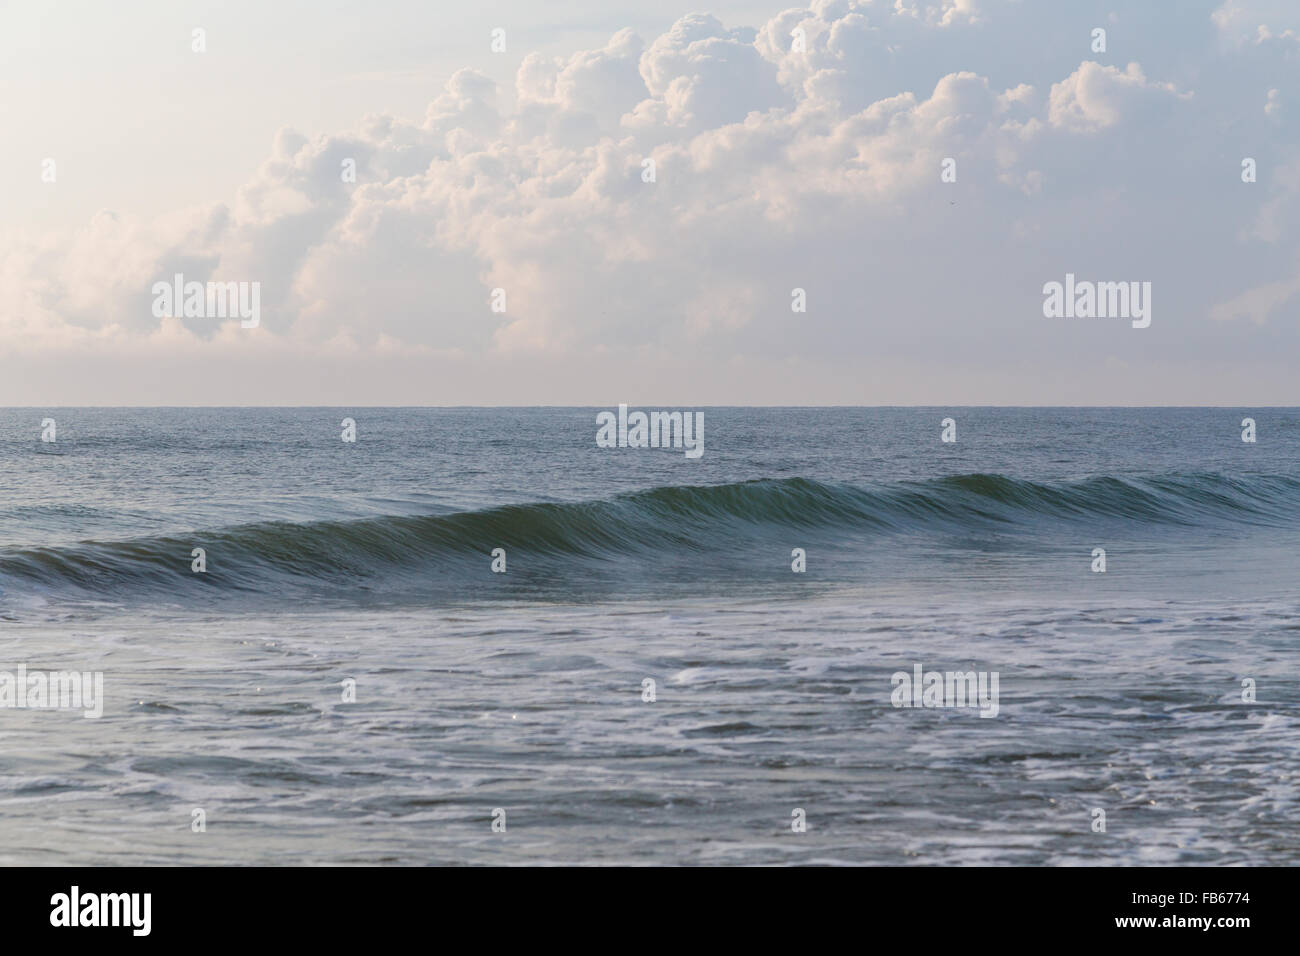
[{"x1": 2, "y1": 472, "x2": 1296, "y2": 606}]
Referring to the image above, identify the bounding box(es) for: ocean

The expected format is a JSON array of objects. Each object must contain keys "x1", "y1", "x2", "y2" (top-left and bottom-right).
[{"x1": 0, "y1": 407, "x2": 1297, "y2": 865}]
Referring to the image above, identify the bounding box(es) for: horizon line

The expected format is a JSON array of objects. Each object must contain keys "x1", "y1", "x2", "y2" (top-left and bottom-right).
[{"x1": 1, "y1": 404, "x2": 1296, "y2": 411}]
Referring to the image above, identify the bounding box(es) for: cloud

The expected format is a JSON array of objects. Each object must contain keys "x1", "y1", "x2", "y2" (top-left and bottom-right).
[
  {"x1": 5, "y1": 1, "x2": 1298, "y2": 403},
  {"x1": 1212, "y1": 0, "x2": 1300, "y2": 46},
  {"x1": 1047, "y1": 62, "x2": 1187, "y2": 133},
  {"x1": 893, "y1": 0, "x2": 983, "y2": 28},
  {"x1": 1209, "y1": 269, "x2": 1300, "y2": 323}
]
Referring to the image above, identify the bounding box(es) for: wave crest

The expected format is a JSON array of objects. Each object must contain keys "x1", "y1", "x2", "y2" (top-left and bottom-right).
[{"x1": 1, "y1": 472, "x2": 1294, "y2": 602}]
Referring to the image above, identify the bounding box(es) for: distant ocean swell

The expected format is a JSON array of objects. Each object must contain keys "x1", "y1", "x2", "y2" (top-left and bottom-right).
[{"x1": 1, "y1": 472, "x2": 1295, "y2": 606}]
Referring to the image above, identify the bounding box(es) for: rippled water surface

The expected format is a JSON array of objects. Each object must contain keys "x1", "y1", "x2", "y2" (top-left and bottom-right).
[{"x1": 1, "y1": 408, "x2": 1297, "y2": 864}]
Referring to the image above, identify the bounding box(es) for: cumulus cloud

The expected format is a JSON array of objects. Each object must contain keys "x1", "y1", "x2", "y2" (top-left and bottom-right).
[
  {"x1": 4, "y1": 0, "x2": 1297, "y2": 403},
  {"x1": 1047, "y1": 62, "x2": 1187, "y2": 133},
  {"x1": 1212, "y1": 0, "x2": 1300, "y2": 46},
  {"x1": 894, "y1": 0, "x2": 983, "y2": 28}
]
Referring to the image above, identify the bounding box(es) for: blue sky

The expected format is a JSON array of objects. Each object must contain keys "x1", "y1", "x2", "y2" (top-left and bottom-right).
[{"x1": 3, "y1": 0, "x2": 1298, "y2": 404}]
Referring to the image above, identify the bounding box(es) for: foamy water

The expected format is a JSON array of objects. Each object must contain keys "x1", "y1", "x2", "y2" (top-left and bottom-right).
[{"x1": 1, "y1": 408, "x2": 1297, "y2": 864}]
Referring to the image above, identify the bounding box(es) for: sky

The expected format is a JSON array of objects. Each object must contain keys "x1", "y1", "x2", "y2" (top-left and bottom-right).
[{"x1": 2, "y1": 0, "x2": 1298, "y2": 405}]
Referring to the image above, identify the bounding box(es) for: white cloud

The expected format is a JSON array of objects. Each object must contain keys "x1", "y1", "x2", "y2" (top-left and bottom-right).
[
  {"x1": 893, "y1": 0, "x2": 983, "y2": 28},
  {"x1": 1047, "y1": 62, "x2": 1186, "y2": 133},
  {"x1": 1213, "y1": 0, "x2": 1300, "y2": 45},
  {"x1": 5, "y1": 1, "x2": 1295, "y2": 404},
  {"x1": 1210, "y1": 270, "x2": 1300, "y2": 324}
]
